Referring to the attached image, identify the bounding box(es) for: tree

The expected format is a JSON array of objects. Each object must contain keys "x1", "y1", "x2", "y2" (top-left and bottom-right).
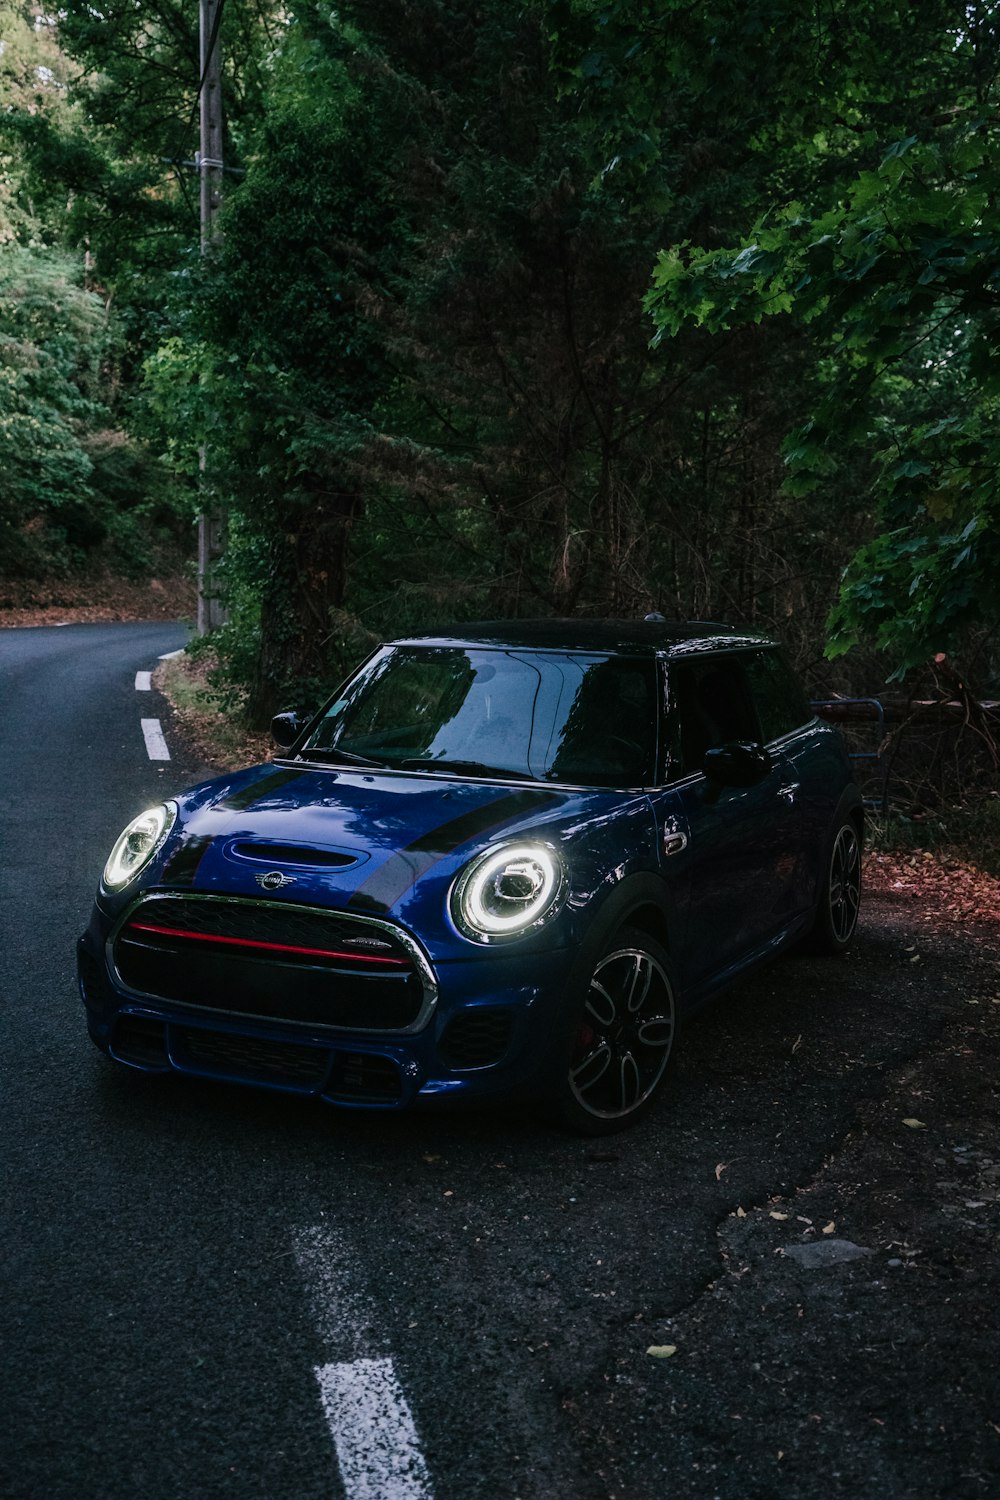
[
  {"x1": 643, "y1": 0, "x2": 1000, "y2": 674},
  {"x1": 180, "y1": 0, "x2": 862, "y2": 723},
  {"x1": 0, "y1": 248, "x2": 184, "y2": 576},
  {"x1": 0, "y1": 2, "x2": 285, "y2": 583}
]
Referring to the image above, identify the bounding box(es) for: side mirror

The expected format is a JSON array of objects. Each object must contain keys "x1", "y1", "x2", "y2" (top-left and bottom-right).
[
  {"x1": 271, "y1": 711, "x2": 305, "y2": 751},
  {"x1": 703, "y1": 741, "x2": 772, "y2": 788}
]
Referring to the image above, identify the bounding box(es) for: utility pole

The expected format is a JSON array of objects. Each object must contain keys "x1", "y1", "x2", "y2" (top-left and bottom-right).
[{"x1": 197, "y1": 0, "x2": 226, "y2": 633}]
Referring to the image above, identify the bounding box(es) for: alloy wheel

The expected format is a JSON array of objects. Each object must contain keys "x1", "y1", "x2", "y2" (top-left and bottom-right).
[
  {"x1": 569, "y1": 947, "x2": 675, "y2": 1122},
  {"x1": 828, "y1": 824, "x2": 861, "y2": 945}
]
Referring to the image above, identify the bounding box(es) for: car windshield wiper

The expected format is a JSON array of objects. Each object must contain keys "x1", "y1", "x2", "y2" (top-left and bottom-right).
[
  {"x1": 299, "y1": 746, "x2": 385, "y2": 768},
  {"x1": 399, "y1": 758, "x2": 531, "y2": 780}
]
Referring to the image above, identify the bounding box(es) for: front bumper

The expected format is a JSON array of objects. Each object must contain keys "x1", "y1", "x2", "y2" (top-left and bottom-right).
[{"x1": 77, "y1": 895, "x2": 570, "y2": 1110}]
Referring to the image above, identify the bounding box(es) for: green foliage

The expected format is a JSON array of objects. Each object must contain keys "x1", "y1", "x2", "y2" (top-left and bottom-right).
[
  {"x1": 643, "y1": 1, "x2": 1000, "y2": 668},
  {"x1": 31, "y1": 0, "x2": 995, "y2": 719},
  {"x1": 0, "y1": 249, "x2": 102, "y2": 571},
  {"x1": 140, "y1": 0, "x2": 885, "y2": 719},
  {"x1": 0, "y1": 248, "x2": 193, "y2": 576},
  {"x1": 0, "y1": 3, "x2": 83, "y2": 245}
]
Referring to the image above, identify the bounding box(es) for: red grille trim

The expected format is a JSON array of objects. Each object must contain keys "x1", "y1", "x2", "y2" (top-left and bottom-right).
[{"x1": 124, "y1": 920, "x2": 411, "y2": 968}]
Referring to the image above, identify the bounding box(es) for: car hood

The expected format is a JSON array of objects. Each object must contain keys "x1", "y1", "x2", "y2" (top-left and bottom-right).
[{"x1": 139, "y1": 761, "x2": 650, "y2": 942}]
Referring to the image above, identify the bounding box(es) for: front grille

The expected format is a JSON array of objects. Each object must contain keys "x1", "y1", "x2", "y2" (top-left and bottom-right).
[
  {"x1": 120, "y1": 896, "x2": 412, "y2": 959},
  {"x1": 439, "y1": 1008, "x2": 514, "y2": 1071},
  {"x1": 112, "y1": 896, "x2": 433, "y2": 1033},
  {"x1": 174, "y1": 1027, "x2": 331, "y2": 1089}
]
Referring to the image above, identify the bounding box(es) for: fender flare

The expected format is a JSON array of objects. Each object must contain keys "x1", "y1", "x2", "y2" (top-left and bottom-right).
[
  {"x1": 830, "y1": 783, "x2": 865, "y2": 844},
  {"x1": 567, "y1": 871, "x2": 678, "y2": 973},
  {"x1": 528, "y1": 871, "x2": 678, "y2": 1086}
]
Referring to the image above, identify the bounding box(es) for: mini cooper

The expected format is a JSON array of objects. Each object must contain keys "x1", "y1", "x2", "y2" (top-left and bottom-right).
[{"x1": 78, "y1": 620, "x2": 862, "y2": 1134}]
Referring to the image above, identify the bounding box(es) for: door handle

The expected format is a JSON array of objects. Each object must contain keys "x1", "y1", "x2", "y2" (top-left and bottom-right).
[
  {"x1": 777, "y1": 782, "x2": 800, "y2": 805},
  {"x1": 663, "y1": 831, "x2": 688, "y2": 856}
]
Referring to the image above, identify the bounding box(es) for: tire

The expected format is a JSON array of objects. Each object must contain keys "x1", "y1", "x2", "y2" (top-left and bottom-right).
[
  {"x1": 805, "y1": 819, "x2": 862, "y2": 954},
  {"x1": 554, "y1": 926, "x2": 679, "y2": 1136}
]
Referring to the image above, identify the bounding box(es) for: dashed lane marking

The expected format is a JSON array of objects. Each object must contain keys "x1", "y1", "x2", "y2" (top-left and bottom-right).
[
  {"x1": 135, "y1": 671, "x2": 152, "y2": 691},
  {"x1": 141, "y1": 718, "x2": 171, "y2": 761},
  {"x1": 314, "y1": 1359, "x2": 433, "y2": 1500},
  {"x1": 295, "y1": 1228, "x2": 434, "y2": 1500}
]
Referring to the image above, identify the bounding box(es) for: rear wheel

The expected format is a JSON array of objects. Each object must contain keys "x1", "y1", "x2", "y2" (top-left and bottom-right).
[
  {"x1": 806, "y1": 820, "x2": 862, "y2": 954},
  {"x1": 555, "y1": 927, "x2": 678, "y2": 1135}
]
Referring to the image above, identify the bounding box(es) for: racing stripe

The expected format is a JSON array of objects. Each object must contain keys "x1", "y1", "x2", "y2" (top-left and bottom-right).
[
  {"x1": 160, "y1": 834, "x2": 214, "y2": 887},
  {"x1": 348, "y1": 789, "x2": 563, "y2": 914},
  {"x1": 216, "y1": 767, "x2": 307, "y2": 812}
]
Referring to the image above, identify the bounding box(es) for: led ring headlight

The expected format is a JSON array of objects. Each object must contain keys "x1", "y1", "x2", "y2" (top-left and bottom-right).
[
  {"x1": 102, "y1": 802, "x2": 177, "y2": 891},
  {"x1": 452, "y1": 842, "x2": 563, "y2": 942}
]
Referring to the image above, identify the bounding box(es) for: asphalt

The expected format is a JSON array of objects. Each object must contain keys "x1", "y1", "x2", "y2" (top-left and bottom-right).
[{"x1": 1, "y1": 622, "x2": 997, "y2": 1499}]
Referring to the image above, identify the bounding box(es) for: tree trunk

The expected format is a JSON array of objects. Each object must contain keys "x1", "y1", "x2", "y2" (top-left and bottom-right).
[{"x1": 246, "y1": 486, "x2": 360, "y2": 728}]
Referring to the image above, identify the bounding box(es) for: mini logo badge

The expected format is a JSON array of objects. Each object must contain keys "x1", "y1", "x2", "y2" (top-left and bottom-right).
[{"x1": 256, "y1": 870, "x2": 296, "y2": 891}]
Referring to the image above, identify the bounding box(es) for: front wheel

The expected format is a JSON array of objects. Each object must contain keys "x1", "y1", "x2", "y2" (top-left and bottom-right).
[
  {"x1": 805, "y1": 819, "x2": 862, "y2": 954},
  {"x1": 554, "y1": 927, "x2": 678, "y2": 1136}
]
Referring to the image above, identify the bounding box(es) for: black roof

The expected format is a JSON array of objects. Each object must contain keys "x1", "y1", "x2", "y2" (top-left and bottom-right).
[{"x1": 391, "y1": 619, "x2": 777, "y2": 657}]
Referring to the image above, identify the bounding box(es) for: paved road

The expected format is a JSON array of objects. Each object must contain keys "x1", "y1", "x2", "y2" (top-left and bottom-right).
[{"x1": 1, "y1": 623, "x2": 995, "y2": 1499}]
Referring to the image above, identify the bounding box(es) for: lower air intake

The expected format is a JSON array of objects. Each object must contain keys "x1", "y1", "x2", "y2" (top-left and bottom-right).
[
  {"x1": 175, "y1": 1027, "x2": 331, "y2": 1090},
  {"x1": 111, "y1": 1016, "x2": 169, "y2": 1069},
  {"x1": 327, "y1": 1052, "x2": 402, "y2": 1105},
  {"x1": 439, "y1": 1009, "x2": 513, "y2": 1071}
]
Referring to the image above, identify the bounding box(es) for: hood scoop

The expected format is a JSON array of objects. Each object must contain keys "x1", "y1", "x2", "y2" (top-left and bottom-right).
[{"x1": 228, "y1": 840, "x2": 361, "y2": 870}]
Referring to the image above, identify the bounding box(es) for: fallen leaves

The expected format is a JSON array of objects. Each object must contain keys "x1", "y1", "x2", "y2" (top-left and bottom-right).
[
  {"x1": 902, "y1": 1118, "x2": 928, "y2": 1129},
  {"x1": 0, "y1": 571, "x2": 195, "y2": 626},
  {"x1": 865, "y1": 851, "x2": 1000, "y2": 933},
  {"x1": 646, "y1": 1345, "x2": 677, "y2": 1359}
]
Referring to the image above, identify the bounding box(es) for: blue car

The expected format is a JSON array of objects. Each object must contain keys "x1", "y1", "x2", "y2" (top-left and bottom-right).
[{"x1": 78, "y1": 620, "x2": 862, "y2": 1134}]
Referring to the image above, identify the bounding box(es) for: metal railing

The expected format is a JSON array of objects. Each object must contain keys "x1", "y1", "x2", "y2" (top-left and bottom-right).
[{"x1": 812, "y1": 698, "x2": 890, "y2": 815}]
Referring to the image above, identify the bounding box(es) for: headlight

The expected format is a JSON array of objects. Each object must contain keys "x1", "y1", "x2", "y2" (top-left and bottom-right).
[
  {"x1": 102, "y1": 803, "x2": 177, "y2": 891},
  {"x1": 452, "y1": 842, "x2": 564, "y2": 942}
]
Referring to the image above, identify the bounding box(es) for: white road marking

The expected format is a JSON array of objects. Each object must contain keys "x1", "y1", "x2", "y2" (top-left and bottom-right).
[
  {"x1": 296, "y1": 1228, "x2": 434, "y2": 1500},
  {"x1": 140, "y1": 718, "x2": 170, "y2": 761},
  {"x1": 314, "y1": 1359, "x2": 433, "y2": 1500},
  {"x1": 158, "y1": 648, "x2": 184, "y2": 660},
  {"x1": 135, "y1": 671, "x2": 152, "y2": 691}
]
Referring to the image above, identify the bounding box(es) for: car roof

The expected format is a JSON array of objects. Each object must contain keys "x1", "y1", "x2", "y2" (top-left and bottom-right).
[{"x1": 389, "y1": 619, "x2": 777, "y2": 658}]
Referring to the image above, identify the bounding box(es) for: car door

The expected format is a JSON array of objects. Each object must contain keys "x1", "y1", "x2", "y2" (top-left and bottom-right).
[
  {"x1": 742, "y1": 646, "x2": 848, "y2": 919},
  {"x1": 651, "y1": 651, "x2": 802, "y2": 989}
]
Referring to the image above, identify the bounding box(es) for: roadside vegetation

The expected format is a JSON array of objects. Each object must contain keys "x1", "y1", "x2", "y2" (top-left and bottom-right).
[{"x1": 2, "y1": 1, "x2": 997, "y2": 842}]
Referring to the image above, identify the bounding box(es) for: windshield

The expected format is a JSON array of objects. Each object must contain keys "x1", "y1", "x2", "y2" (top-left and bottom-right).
[{"x1": 303, "y1": 646, "x2": 658, "y2": 788}]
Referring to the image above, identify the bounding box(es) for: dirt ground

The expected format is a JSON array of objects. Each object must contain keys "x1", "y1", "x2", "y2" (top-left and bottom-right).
[{"x1": 660, "y1": 894, "x2": 1000, "y2": 1497}]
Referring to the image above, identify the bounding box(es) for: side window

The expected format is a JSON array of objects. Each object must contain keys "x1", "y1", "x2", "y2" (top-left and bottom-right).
[
  {"x1": 744, "y1": 649, "x2": 813, "y2": 743},
  {"x1": 668, "y1": 657, "x2": 760, "y2": 777}
]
